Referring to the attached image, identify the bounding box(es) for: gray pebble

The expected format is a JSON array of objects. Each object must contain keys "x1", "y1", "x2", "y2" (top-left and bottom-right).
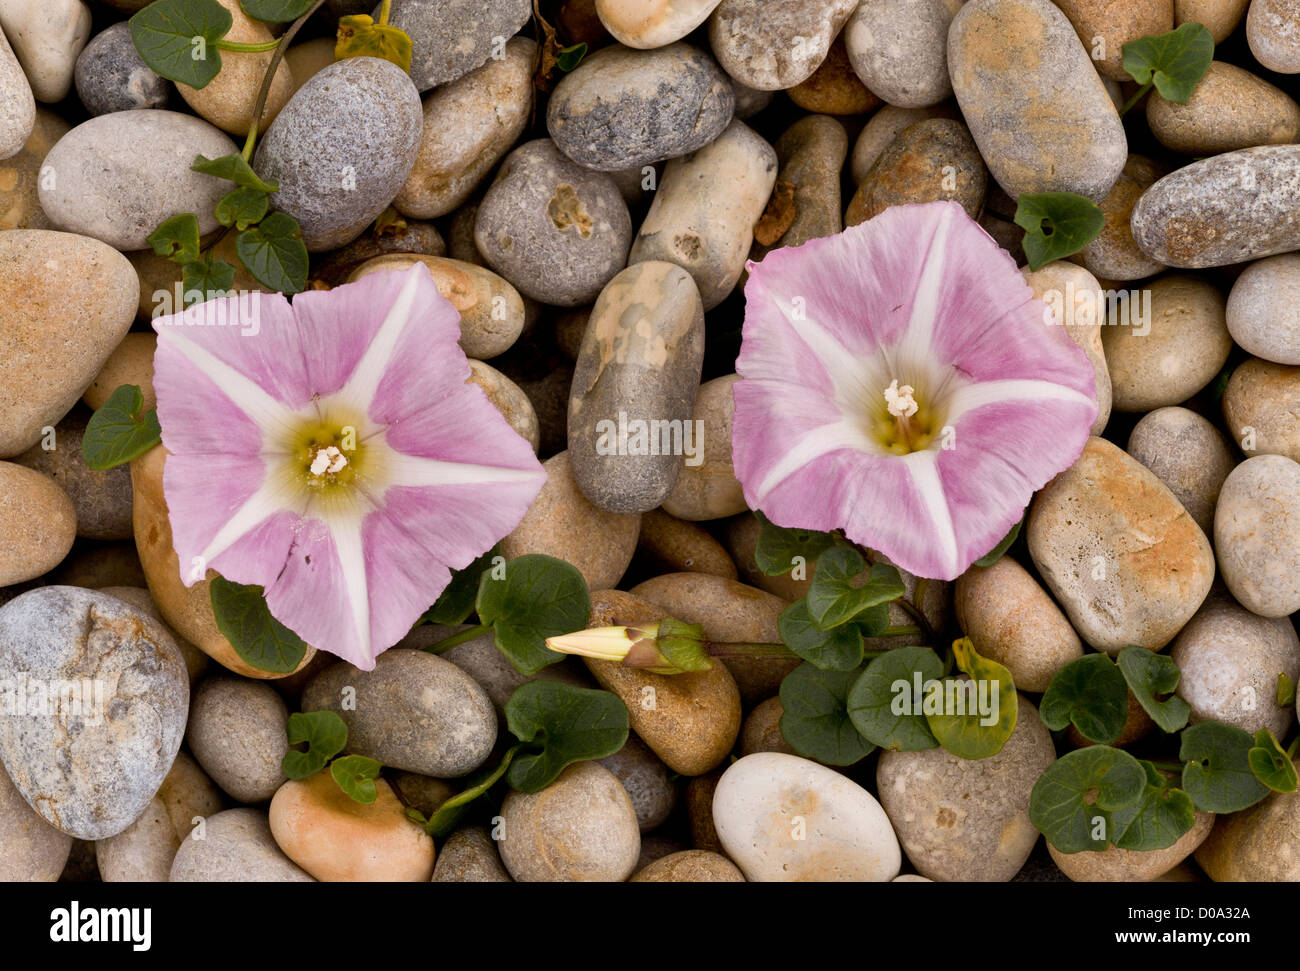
[
  {"x1": 753, "y1": 114, "x2": 846, "y2": 257},
  {"x1": 1215, "y1": 454, "x2": 1300, "y2": 618},
  {"x1": 377, "y1": 0, "x2": 531, "y2": 92},
  {"x1": 709, "y1": 0, "x2": 860, "y2": 91},
  {"x1": 431, "y1": 825, "x2": 511, "y2": 882},
  {"x1": 844, "y1": 0, "x2": 958, "y2": 108},
  {"x1": 0, "y1": 758, "x2": 71, "y2": 880},
  {"x1": 1127, "y1": 407, "x2": 1234, "y2": 537},
  {"x1": 15, "y1": 410, "x2": 132, "y2": 541},
  {"x1": 74, "y1": 22, "x2": 169, "y2": 116},
  {"x1": 598, "y1": 733, "x2": 678, "y2": 832},
  {"x1": 169, "y1": 808, "x2": 313, "y2": 882},
  {"x1": 186, "y1": 675, "x2": 288, "y2": 804}
]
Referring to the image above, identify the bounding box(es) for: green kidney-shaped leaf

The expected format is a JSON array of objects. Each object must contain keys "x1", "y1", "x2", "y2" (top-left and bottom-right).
[
  {"x1": 330, "y1": 755, "x2": 382, "y2": 804},
  {"x1": 974, "y1": 518, "x2": 1022, "y2": 567},
  {"x1": 130, "y1": 0, "x2": 233, "y2": 88},
  {"x1": 926, "y1": 638, "x2": 1018, "y2": 760},
  {"x1": 240, "y1": 0, "x2": 317, "y2": 21},
  {"x1": 1013, "y1": 192, "x2": 1106, "y2": 272},
  {"x1": 216, "y1": 187, "x2": 270, "y2": 230},
  {"x1": 806, "y1": 548, "x2": 905, "y2": 630},
  {"x1": 209, "y1": 576, "x2": 309, "y2": 674},
  {"x1": 420, "y1": 544, "x2": 501, "y2": 626},
  {"x1": 236, "y1": 211, "x2": 309, "y2": 294},
  {"x1": 505, "y1": 682, "x2": 629, "y2": 793},
  {"x1": 1116, "y1": 646, "x2": 1191, "y2": 733},
  {"x1": 1110, "y1": 761, "x2": 1197, "y2": 852},
  {"x1": 1039, "y1": 653, "x2": 1129, "y2": 744},
  {"x1": 752, "y1": 512, "x2": 838, "y2": 577},
  {"x1": 1029, "y1": 745, "x2": 1149, "y2": 853},
  {"x1": 778, "y1": 663, "x2": 876, "y2": 766},
  {"x1": 1180, "y1": 721, "x2": 1271, "y2": 813},
  {"x1": 1247, "y1": 729, "x2": 1298, "y2": 794},
  {"x1": 1122, "y1": 22, "x2": 1214, "y2": 103},
  {"x1": 476, "y1": 554, "x2": 589, "y2": 675},
  {"x1": 778, "y1": 599, "x2": 864, "y2": 671},
  {"x1": 846, "y1": 647, "x2": 944, "y2": 752},
  {"x1": 147, "y1": 212, "x2": 202, "y2": 264},
  {"x1": 282, "y1": 710, "x2": 348, "y2": 779},
  {"x1": 82, "y1": 384, "x2": 163, "y2": 470},
  {"x1": 192, "y1": 153, "x2": 278, "y2": 192}
]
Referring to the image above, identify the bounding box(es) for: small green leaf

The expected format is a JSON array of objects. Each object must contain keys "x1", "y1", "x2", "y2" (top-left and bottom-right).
[
  {"x1": 476, "y1": 554, "x2": 589, "y2": 675},
  {"x1": 806, "y1": 548, "x2": 905, "y2": 630},
  {"x1": 556, "y1": 42, "x2": 587, "y2": 72},
  {"x1": 282, "y1": 711, "x2": 348, "y2": 779},
  {"x1": 1278, "y1": 672, "x2": 1296, "y2": 709},
  {"x1": 216, "y1": 187, "x2": 270, "y2": 230},
  {"x1": 1247, "y1": 729, "x2": 1298, "y2": 794},
  {"x1": 926, "y1": 638, "x2": 1018, "y2": 760},
  {"x1": 1122, "y1": 22, "x2": 1215, "y2": 103},
  {"x1": 147, "y1": 213, "x2": 202, "y2": 264},
  {"x1": 778, "y1": 663, "x2": 876, "y2": 766},
  {"x1": 330, "y1": 755, "x2": 383, "y2": 804},
  {"x1": 974, "y1": 518, "x2": 1022, "y2": 567},
  {"x1": 1180, "y1": 721, "x2": 1271, "y2": 813},
  {"x1": 209, "y1": 576, "x2": 309, "y2": 674},
  {"x1": 82, "y1": 385, "x2": 162, "y2": 470},
  {"x1": 778, "y1": 598, "x2": 864, "y2": 671},
  {"x1": 420, "y1": 544, "x2": 501, "y2": 626},
  {"x1": 846, "y1": 647, "x2": 944, "y2": 751},
  {"x1": 181, "y1": 258, "x2": 237, "y2": 304},
  {"x1": 1110, "y1": 761, "x2": 1197, "y2": 852},
  {"x1": 240, "y1": 0, "x2": 316, "y2": 21},
  {"x1": 505, "y1": 682, "x2": 629, "y2": 793},
  {"x1": 1013, "y1": 192, "x2": 1106, "y2": 272},
  {"x1": 192, "y1": 153, "x2": 279, "y2": 192},
  {"x1": 336, "y1": 14, "x2": 413, "y2": 73},
  {"x1": 752, "y1": 511, "x2": 837, "y2": 576},
  {"x1": 1029, "y1": 746, "x2": 1149, "y2": 853},
  {"x1": 1116, "y1": 647, "x2": 1191, "y2": 733},
  {"x1": 1039, "y1": 653, "x2": 1129, "y2": 744},
  {"x1": 129, "y1": 0, "x2": 233, "y2": 88},
  {"x1": 236, "y1": 211, "x2": 309, "y2": 294}
]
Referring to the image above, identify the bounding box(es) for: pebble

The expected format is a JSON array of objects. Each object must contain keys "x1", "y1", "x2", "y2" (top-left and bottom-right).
[
  {"x1": 877, "y1": 696, "x2": 1056, "y2": 881},
  {"x1": 598, "y1": 733, "x2": 677, "y2": 832},
  {"x1": 753, "y1": 115, "x2": 847, "y2": 256},
  {"x1": 152, "y1": 750, "x2": 223, "y2": 841},
  {"x1": 708, "y1": 0, "x2": 861, "y2": 91},
  {"x1": 1195, "y1": 775, "x2": 1300, "y2": 881},
  {"x1": 1223, "y1": 358, "x2": 1300, "y2": 464},
  {"x1": 388, "y1": 771, "x2": 456, "y2": 818},
  {"x1": 548, "y1": 43, "x2": 734, "y2": 171},
  {"x1": 1050, "y1": 809, "x2": 1213, "y2": 881},
  {"x1": 432, "y1": 825, "x2": 511, "y2": 882},
  {"x1": 0, "y1": 760, "x2": 71, "y2": 880},
  {"x1": 730, "y1": 79, "x2": 774, "y2": 119},
  {"x1": 170, "y1": 808, "x2": 313, "y2": 882},
  {"x1": 1027, "y1": 436, "x2": 1215, "y2": 653},
  {"x1": 1078, "y1": 155, "x2": 1168, "y2": 282},
  {"x1": 502, "y1": 452, "x2": 641, "y2": 591},
  {"x1": 1177, "y1": 0, "x2": 1249, "y2": 41},
  {"x1": 0, "y1": 0, "x2": 90, "y2": 103},
  {"x1": 475, "y1": 139, "x2": 632, "y2": 307},
  {"x1": 631, "y1": 120, "x2": 776, "y2": 310},
  {"x1": 301, "y1": 649, "x2": 496, "y2": 778},
  {"x1": 636, "y1": 508, "x2": 738, "y2": 580},
  {"x1": 0, "y1": 462, "x2": 75, "y2": 584},
  {"x1": 1127, "y1": 407, "x2": 1234, "y2": 537},
  {"x1": 74, "y1": 22, "x2": 168, "y2": 115},
  {"x1": 0, "y1": 108, "x2": 68, "y2": 229},
  {"x1": 269, "y1": 772, "x2": 435, "y2": 881},
  {"x1": 948, "y1": 0, "x2": 1127, "y2": 201},
  {"x1": 684, "y1": 768, "x2": 725, "y2": 852},
  {"x1": 469, "y1": 359, "x2": 540, "y2": 453},
  {"x1": 283, "y1": 38, "x2": 335, "y2": 98},
  {"x1": 381, "y1": 0, "x2": 532, "y2": 91},
  {"x1": 662, "y1": 374, "x2": 748, "y2": 521},
  {"x1": 0, "y1": 586, "x2": 188, "y2": 839},
  {"x1": 631, "y1": 849, "x2": 745, "y2": 882},
  {"x1": 1171, "y1": 596, "x2": 1299, "y2": 738},
  {"x1": 255, "y1": 57, "x2": 422, "y2": 252},
  {"x1": 40, "y1": 110, "x2": 236, "y2": 251},
  {"x1": 498, "y1": 761, "x2": 641, "y2": 882},
  {"x1": 1131, "y1": 146, "x2": 1300, "y2": 268},
  {"x1": 395, "y1": 38, "x2": 536, "y2": 219},
  {"x1": 95, "y1": 796, "x2": 178, "y2": 882},
  {"x1": 714, "y1": 752, "x2": 901, "y2": 881},
  {"x1": 568, "y1": 261, "x2": 705, "y2": 513},
  {"x1": 1248, "y1": 0, "x2": 1300, "y2": 73},
  {"x1": 1226, "y1": 255, "x2": 1300, "y2": 365},
  {"x1": 787, "y1": 35, "x2": 879, "y2": 115},
  {"x1": 594, "y1": 0, "x2": 723, "y2": 48},
  {"x1": 1148, "y1": 61, "x2": 1300, "y2": 155},
  {"x1": 101, "y1": 586, "x2": 208, "y2": 685},
  {"x1": 740, "y1": 697, "x2": 797, "y2": 757},
  {"x1": 0, "y1": 26, "x2": 34, "y2": 160},
  {"x1": 850, "y1": 104, "x2": 955, "y2": 184},
  {"x1": 1054, "y1": 0, "x2": 1173, "y2": 81},
  {"x1": 1102, "y1": 275, "x2": 1231, "y2": 412},
  {"x1": 1214, "y1": 455, "x2": 1300, "y2": 618},
  {"x1": 844, "y1": 0, "x2": 960, "y2": 107},
  {"x1": 187, "y1": 676, "x2": 289, "y2": 803},
  {"x1": 846, "y1": 118, "x2": 987, "y2": 225},
  {"x1": 954, "y1": 557, "x2": 1084, "y2": 693},
  {"x1": 16, "y1": 411, "x2": 133, "y2": 541}
]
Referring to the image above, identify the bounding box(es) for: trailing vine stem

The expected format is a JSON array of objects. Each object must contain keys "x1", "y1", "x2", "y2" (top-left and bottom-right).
[{"x1": 241, "y1": 0, "x2": 329, "y2": 162}]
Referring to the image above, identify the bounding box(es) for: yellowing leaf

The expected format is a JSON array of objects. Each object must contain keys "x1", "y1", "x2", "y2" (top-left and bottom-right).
[
  {"x1": 925, "y1": 637, "x2": 1019, "y2": 760},
  {"x1": 336, "y1": 14, "x2": 412, "y2": 74}
]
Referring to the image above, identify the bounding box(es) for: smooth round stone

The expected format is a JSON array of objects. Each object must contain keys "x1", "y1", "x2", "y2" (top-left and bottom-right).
[
  {"x1": 1027, "y1": 437, "x2": 1215, "y2": 653},
  {"x1": 502, "y1": 451, "x2": 641, "y2": 590},
  {"x1": 432, "y1": 825, "x2": 511, "y2": 882},
  {"x1": 1172, "y1": 597, "x2": 1300, "y2": 738},
  {"x1": 1079, "y1": 155, "x2": 1167, "y2": 282},
  {"x1": 1195, "y1": 772, "x2": 1300, "y2": 881},
  {"x1": 598, "y1": 733, "x2": 677, "y2": 832},
  {"x1": 955, "y1": 557, "x2": 1084, "y2": 693},
  {"x1": 0, "y1": 760, "x2": 71, "y2": 880},
  {"x1": 1131, "y1": 146, "x2": 1300, "y2": 268},
  {"x1": 499, "y1": 761, "x2": 641, "y2": 882},
  {"x1": 740, "y1": 697, "x2": 796, "y2": 757},
  {"x1": 549, "y1": 43, "x2": 733, "y2": 171},
  {"x1": 845, "y1": 0, "x2": 959, "y2": 108},
  {"x1": 380, "y1": 0, "x2": 531, "y2": 91},
  {"x1": 475, "y1": 139, "x2": 631, "y2": 307},
  {"x1": 469, "y1": 359, "x2": 540, "y2": 453},
  {"x1": 15, "y1": 411, "x2": 132, "y2": 541},
  {"x1": 396, "y1": 38, "x2": 535, "y2": 219},
  {"x1": 847, "y1": 118, "x2": 987, "y2": 225},
  {"x1": 1215, "y1": 455, "x2": 1300, "y2": 618},
  {"x1": 83, "y1": 334, "x2": 156, "y2": 414},
  {"x1": 714, "y1": 753, "x2": 901, "y2": 881},
  {"x1": 270, "y1": 772, "x2": 435, "y2": 881},
  {"x1": 631, "y1": 120, "x2": 776, "y2": 310},
  {"x1": 1127, "y1": 407, "x2": 1233, "y2": 536},
  {"x1": 1055, "y1": 0, "x2": 1173, "y2": 81},
  {"x1": 595, "y1": 0, "x2": 722, "y2": 48},
  {"x1": 74, "y1": 22, "x2": 168, "y2": 115},
  {"x1": 95, "y1": 796, "x2": 178, "y2": 882},
  {"x1": 708, "y1": 0, "x2": 860, "y2": 91},
  {"x1": 1, "y1": 230, "x2": 136, "y2": 456},
  {"x1": 568, "y1": 262, "x2": 705, "y2": 513},
  {"x1": 1248, "y1": 0, "x2": 1300, "y2": 73},
  {"x1": 1227, "y1": 254, "x2": 1300, "y2": 365},
  {"x1": 100, "y1": 586, "x2": 208, "y2": 686},
  {"x1": 151, "y1": 749, "x2": 223, "y2": 841},
  {"x1": 1050, "y1": 809, "x2": 1213, "y2": 881},
  {"x1": 1148, "y1": 61, "x2": 1299, "y2": 155},
  {"x1": 662, "y1": 374, "x2": 747, "y2": 521},
  {"x1": 0, "y1": 108, "x2": 68, "y2": 229},
  {"x1": 0, "y1": 0, "x2": 90, "y2": 103},
  {"x1": 170, "y1": 808, "x2": 313, "y2": 882},
  {"x1": 878, "y1": 697, "x2": 1055, "y2": 881},
  {"x1": 0, "y1": 462, "x2": 75, "y2": 584},
  {"x1": 632, "y1": 849, "x2": 744, "y2": 882},
  {"x1": 948, "y1": 0, "x2": 1127, "y2": 201},
  {"x1": 0, "y1": 27, "x2": 34, "y2": 160},
  {"x1": 753, "y1": 115, "x2": 846, "y2": 256},
  {"x1": 186, "y1": 676, "x2": 289, "y2": 803},
  {"x1": 301, "y1": 649, "x2": 496, "y2": 778},
  {"x1": 1103, "y1": 275, "x2": 1231, "y2": 412},
  {"x1": 1020, "y1": 262, "x2": 1112, "y2": 435},
  {"x1": 1223, "y1": 358, "x2": 1300, "y2": 464},
  {"x1": 787, "y1": 36, "x2": 878, "y2": 115},
  {"x1": 255, "y1": 57, "x2": 422, "y2": 252},
  {"x1": 850, "y1": 104, "x2": 955, "y2": 183},
  {"x1": 0, "y1": 586, "x2": 188, "y2": 839},
  {"x1": 636, "y1": 508, "x2": 738, "y2": 580},
  {"x1": 1177, "y1": 0, "x2": 1249, "y2": 41}
]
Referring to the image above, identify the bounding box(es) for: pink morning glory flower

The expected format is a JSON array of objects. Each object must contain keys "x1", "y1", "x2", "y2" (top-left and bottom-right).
[
  {"x1": 151, "y1": 264, "x2": 546, "y2": 669},
  {"x1": 732, "y1": 201, "x2": 1098, "y2": 582}
]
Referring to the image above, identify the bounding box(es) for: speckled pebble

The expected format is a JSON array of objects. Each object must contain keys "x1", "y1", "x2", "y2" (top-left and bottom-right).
[
  {"x1": 74, "y1": 22, "x2": 168, "y2": 115},
  {"x1": 1214, "y1": 454, "x2": 1300, "y2": 618}
]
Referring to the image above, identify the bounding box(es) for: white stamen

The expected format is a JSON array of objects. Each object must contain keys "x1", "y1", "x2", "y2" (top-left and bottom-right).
[
  {"x1": 884, "y1": 379, "x2": 919, "y2": 418},
  {"x1": 311, "y1": 446, "x2": 348, "y2": 477}
]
